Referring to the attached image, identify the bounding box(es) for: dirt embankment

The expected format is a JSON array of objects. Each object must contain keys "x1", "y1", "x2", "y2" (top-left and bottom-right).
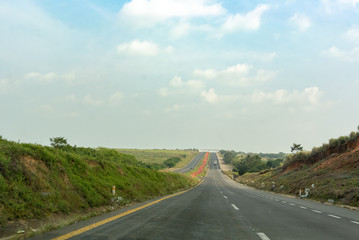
[
  {"x1": 284, "y1": 136, "x2": 359, "y2": 173},
  {"x1": 238, "y1": 135, "x2": 359, "y2": 207},
  {"x1": 314, "y1": 139, "x2": 359, "y2": 171}
]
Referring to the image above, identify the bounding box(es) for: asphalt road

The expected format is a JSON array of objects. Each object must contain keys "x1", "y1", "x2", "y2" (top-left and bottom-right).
[
  {"x1": 33, "y1": 152, "x2": 359, "y2": 240},
  {"x1": 173, "y1": 152, "x2": 205, "y2": 173}
]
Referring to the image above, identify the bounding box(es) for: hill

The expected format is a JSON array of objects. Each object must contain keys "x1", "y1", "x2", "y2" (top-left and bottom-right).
[
  {"x1": 238, "y1": 130, "x2": 359, "y2": 207},
  {"x1": 0, "y1": 137, "x2": 195, "y2": 238}
]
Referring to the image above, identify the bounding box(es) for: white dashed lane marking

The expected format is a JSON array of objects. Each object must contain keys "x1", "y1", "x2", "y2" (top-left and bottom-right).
[
  {"x1": 289, "y1": 203, "x2": 295, "y2": 206},
  {"x1": 350, "y1": 221, "x2": 359, "y2": 225},
  {"x1": 224, "y1": 196, "x2": 228, "y2": 199},
  {"x1": 300, "y1": 206, "x2": 307, "y2": 209},
  {"x1": 257, "y1": 232, "x2": 271, "y2": 240},
  {"x1": 312, "y1": 210, "x2": 322, "y2": 213},
  {"x1": 231, "y1": 204, "x2": 239, "y2": 210},
  {"x1": 328, "y1": 214, "x2": 341, "y2": 219}
]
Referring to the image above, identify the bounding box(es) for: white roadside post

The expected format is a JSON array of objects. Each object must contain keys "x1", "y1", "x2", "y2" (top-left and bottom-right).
[{"x1": 112, "y1": 186, "x2": 116, "y2": 195}]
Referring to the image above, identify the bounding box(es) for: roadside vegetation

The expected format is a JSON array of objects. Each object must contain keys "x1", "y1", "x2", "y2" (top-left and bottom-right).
[
  {"x1": 238, "y1": 127, "x2": 359, "y2": 207},
  {"x1": 0, "y1": 136, "x2": 195, "y2": 237},
  {"x1": 219, "y1": 150, "x2": 285, "y2": 176},
  {"x1": 115, "y1": 149, "x2": 198, "y2": 170}
]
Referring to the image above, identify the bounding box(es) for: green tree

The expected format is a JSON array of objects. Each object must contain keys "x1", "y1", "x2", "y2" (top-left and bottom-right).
[
  {"x1": 50, "y1": 137, "x2": 70, "y2": 149},
  {"x1": 222, "y1": 150, "x2": 237, "y2": 164},
  {"x1": 233, "y1": 155, "x2": 267, "y2": 175},
  {"x1": 290, "y1": 143, "x2": 303, "y2": 153}
]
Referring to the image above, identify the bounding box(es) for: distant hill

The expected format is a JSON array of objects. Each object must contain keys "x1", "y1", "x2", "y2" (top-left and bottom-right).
[{"x1": 238, "y1": 130, "x2": 359, "y2": 207}]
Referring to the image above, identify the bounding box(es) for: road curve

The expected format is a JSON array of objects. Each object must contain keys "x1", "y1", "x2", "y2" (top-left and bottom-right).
[
  {"x1": 173, "y1": 152, "x2": 205, "y2": 173},
  {"x1": 33, "y1": 153, "x2": 359, "y2": 240}
]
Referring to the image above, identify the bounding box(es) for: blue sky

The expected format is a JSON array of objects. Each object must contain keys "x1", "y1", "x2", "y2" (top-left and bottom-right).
[{"x1": 1, "y1": 0, "x2": 359, "y2": 152}]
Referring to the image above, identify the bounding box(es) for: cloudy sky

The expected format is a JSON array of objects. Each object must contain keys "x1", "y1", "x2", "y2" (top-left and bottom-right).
[{"x1": 1, "y1": 0, "x2": 359, "y2": 152}]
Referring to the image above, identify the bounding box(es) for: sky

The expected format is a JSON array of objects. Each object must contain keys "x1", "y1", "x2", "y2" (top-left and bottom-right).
[{"x1": 1, "y1": 0, "x2": 359, "y2": 153}]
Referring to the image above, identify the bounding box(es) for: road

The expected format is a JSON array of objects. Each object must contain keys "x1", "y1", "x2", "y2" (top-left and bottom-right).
[
  {"x1": 33, "y1": 153, "x2": 359, "y2": 240},
  {"x1": 173, "y1": 152, "x2": 205, "y2": 173}
]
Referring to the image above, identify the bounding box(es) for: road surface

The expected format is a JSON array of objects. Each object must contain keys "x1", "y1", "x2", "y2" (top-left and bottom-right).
[
  {"x1": 33, "y1": 153, "x2": 359, "y2": 240},
  {"x1": 173, "y1": 152, "x2": 205, "y2": 173}
]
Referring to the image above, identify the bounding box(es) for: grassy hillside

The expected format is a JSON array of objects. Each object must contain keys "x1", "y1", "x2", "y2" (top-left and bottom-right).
[
  {"x1": 238, "y1": 131, "x2": 359, "y2": 207},
  {"x1": 0, "y1": 137, "x2": 195, "y2": 234},
  {"x1": 115, "y1": 149, "x2": 198, "y2": 169}
]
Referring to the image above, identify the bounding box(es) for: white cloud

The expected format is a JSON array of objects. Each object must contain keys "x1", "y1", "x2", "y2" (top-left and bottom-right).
[
  {"x1": 169, "y1": 21, "x2": 213, "y2": 39},
  {"x1": 0, "y1": 1, "x2": 69, "y2": 35},
  {"x1": 24, "y1": 72, "x2": 58, "y2": 83},
  {"x1": 119, "y1": 0, "x2": 226, "y2": 27},
  {"x1": 250, "y1": 87, "x2": 323, "y2": 108},
  {"x1": 109, "y1": 92, "x2": 124, "y2": 106},
  {"x1": 82, "y1": 94, "x2": 104, "y2": 107},
  {"x1": 23, "y1": 71, "x2": 77, "y2": 85},
  {"x1": 169, "y1": 76, "x2": 205, "y2": 89},
  {"x1": 165, "y1": 104, "x2": 187, "y2": 112},
  {"x1": 158, "y1": 88, "x2": 170, "y2": 97},
  {"x1": 193, "y1": 69, "x2": 217, "y2": 79},
  {"x1": 290, "y1": 13, "x2": 311, "y2": 32},
  {"x1": 345, "y1": 25, "x2": 359, "y2": 43},
  {"x1": 222, "y1": 4, "x2": 269, "y2": 32},
  {"x1": 170, "y1": 76, "x2": 184, "y2": 87},
  {"x1": 66, "y1": 92, "x2": 124, "y2": 107},
  {"x1": 322, "y1": 0, "x2": 359, "y2": 13},
  {"x1": 0, "y1": 79, "x2": 10, "y2": 95},
  {"x1": 117, "y1": 39, "x2": 159, "y2": 56},
  {"x1": 194, "y1": 63, "x2": 276, "y2": 87},
  {"x1": 158, "y1": 76, "x2": 205, "y2": 98},
  {"x1": 201, "y1": 88, "x2": 218, "y2": 104},
  {"x1": 165, "y1": 46, "x2": 174, "y2": 53},
  {"x1": 324, "y1": 46, "x2": 359, "y2": 61},
  {"x1": 170, "y1": 21, "x2": 192, "y2": 38}
]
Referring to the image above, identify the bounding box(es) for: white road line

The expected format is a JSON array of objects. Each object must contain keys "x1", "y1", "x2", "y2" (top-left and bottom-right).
[
  {"x1": 312, "y1": 210, "x2": 322, "y2": 213},
  {"x1": 269, "y1": 198, "x2": 273, "y2": 200},
  {"x1": 257, "y1": 232, "x2": 270, "y2": 240},
  {"x1": 274, "y1": 199, "x2": 279, "y2": 201},
  {"x1": 231, "y1": 204, "x2": 239, "y2": 210},
  {"x1": 281, "y1": 201, "x2": 287, "y2": 203},
  {"x1": 350, "y1": 221, "x2": 359, "y2": 225},
  {"x1": 300, "y1": 206, "x2": 307, "y2": 209},
  {"x1": 328, "y1": 214, "x2": 341, "y2": 219},
  {"x1": 289, "y1": 203, "x2": 295, "y2": 206},
  {"x1": 224, "y1": 196, "x2": 228, "y2": 199}
]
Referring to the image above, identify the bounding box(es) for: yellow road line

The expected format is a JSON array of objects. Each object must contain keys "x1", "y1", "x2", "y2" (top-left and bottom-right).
[{"x1": 53, "y1": 183, "x2": 202, "y2": 239}]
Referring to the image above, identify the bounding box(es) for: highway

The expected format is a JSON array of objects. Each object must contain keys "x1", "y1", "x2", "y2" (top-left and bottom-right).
[
  {"x1": 33, "y1": 153, "x2": 359, "y2": 240},
  {"x1": 173, "y1": 152, "x2": 205, "y2": 173}
]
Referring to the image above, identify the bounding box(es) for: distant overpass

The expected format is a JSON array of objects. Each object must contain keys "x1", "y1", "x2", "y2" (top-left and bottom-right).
[{"x1": 199, "y1": 149, "x2": 219, "y2": 153}]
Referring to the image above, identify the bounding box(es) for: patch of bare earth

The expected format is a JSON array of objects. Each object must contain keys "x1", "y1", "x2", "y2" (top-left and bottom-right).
[{"x1": 314, "y1": 141, "x2": 359, "y2": 171}]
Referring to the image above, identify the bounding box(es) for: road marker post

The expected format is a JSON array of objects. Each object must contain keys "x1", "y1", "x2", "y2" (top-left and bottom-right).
[{"x1": 112, "y1": 186, "x2": 116, "y2": 195}]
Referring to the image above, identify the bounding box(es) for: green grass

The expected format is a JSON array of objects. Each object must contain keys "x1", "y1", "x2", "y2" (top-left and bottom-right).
[
  {"x1": 0, "y1": 138, "x2": 196, "y2": 227},
  {"x1": 115, "y1": 149, "x2": 199, "y2": 169}
]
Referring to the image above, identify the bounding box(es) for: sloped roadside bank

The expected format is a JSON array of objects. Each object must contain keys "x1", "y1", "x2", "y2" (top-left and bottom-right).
[
  {"x1": 236, "y1": 134, "x2": 359, "y2": 208},
  {"x1": 0, "y1": 138, "x2": 195, "y2": 239}
]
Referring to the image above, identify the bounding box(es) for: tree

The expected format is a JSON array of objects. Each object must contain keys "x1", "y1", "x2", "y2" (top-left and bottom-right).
[
  {"x1": 290, "y1": 143, "x2": 303, "y2": 153},
  {"x1": 233, "y1": 155, "x2": 267, "y2": 175},
  {"x1": 223, "y1": 151, "x2": 237, "y2": 164},
  {"x1": 50, "y1": 137, "x2": 70, "y2": 149}
]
